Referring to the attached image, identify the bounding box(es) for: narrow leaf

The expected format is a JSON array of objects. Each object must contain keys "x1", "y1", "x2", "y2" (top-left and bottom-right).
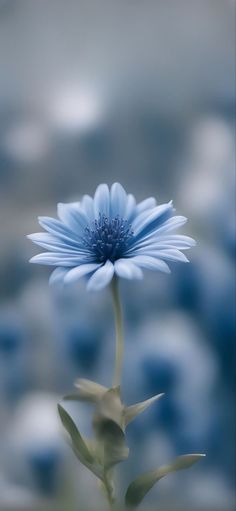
[
  {"x1": 93, "y1": 415, "x2": 129, "y2": 469},
  {"x1": 125, "y1": 393, "x2": 164, "y2": 426},
  {"x1": 58, "y1": 404, "x2": 94, "y2": 465},
  {"x1": 125, "y1": 453, "x2": 206, "y2": 507},
  {"x1": 97, "y1": 476, "x2": 115, "y2": 504},
  {"x1": 74, "y1": 378, "x2": 107, "y2": 402},
  {"x1": 92, "y1": 388, "x2": 128, "y2": 470}
]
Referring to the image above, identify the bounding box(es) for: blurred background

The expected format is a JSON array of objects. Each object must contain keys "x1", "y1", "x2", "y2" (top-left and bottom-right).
[{"x1": 0, "y1": 1, "x2": 235, "y2": 510}]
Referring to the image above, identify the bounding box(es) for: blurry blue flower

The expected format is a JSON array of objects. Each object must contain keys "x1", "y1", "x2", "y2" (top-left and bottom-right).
[{"x1": 28, "y1": 183, "x2": 195, "y2": 291}]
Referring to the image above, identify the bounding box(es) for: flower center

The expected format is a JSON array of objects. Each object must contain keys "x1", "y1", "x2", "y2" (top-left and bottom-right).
[{"x1": 82, "y1": 213, "x2": 134, "y2": 262}]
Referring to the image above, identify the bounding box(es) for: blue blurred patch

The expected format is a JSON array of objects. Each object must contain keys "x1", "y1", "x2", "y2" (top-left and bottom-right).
[
  {"x1": 66, "y1": 324, "x2": 102, "y2": 371},
  {"x1": 141, "y1": 355, "x2": 179, "y2": 395},
  {"x1": 172, "y1": 262, "x2": 200, "y2": 312},
  {"x1": 153, "y1": 395, "x2": 183, "y2": 433},
  {"x1": 28, "y1": 446, "x2": 60, "y2": 495},
  {"x1": 0, "y1": 322, "x2": 22, "y2": 355}
]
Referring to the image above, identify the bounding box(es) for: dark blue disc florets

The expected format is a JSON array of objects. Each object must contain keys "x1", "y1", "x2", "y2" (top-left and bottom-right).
[{"x1": 82, "y1": 214, "x2": 134, "y2": 262}]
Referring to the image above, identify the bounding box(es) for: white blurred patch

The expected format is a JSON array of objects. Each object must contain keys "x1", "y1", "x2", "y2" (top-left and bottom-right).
[
  {"x1": 0, "y1": 473, "x2": 36, "y2": 508},
  {"x1": 191, "y1": 117, "x2": 234, "y2": 172},
  {"x1": 10, "y1": 392, "x2": 61, "y2": 447},
  {"x1": 178, "y1": 116, "x2": 235, "y2": 225},
  {"x1": 2, "y1": 120, "x2": 49, "y2": 164},
  {"x1": 142, "y1": 431, "x2": 175, "y2": 471},
  {"x1": 189, "y1": 471, "x2": 236, "y2": 508},
  {"x1": 50, "y1": 87, "x2": 103, "y2": 133}
]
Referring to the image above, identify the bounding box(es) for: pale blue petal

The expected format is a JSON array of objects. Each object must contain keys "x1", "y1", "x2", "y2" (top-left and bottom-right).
[
  {"x1": 132, "y1": 201, "x2": 173, "y2": 237},
  {"x1": 30, "y1": 252, "x2": 91, "y2": 266},
  {"x1": 124, "y1": 194, "x2": 136, "y2": 220},
  {"x1": 152, "y1": 215, "x2": 188, "y2": 235},
  {"x1": 148, "y1": 249, "x2": 190, "y2": 263},
  {"x1": 129, "y1": 234, "x2": 195, "y2": 252},
  {"x1": 93, "y1": 184, "x2": 110, "y2": 218},
  {"x1": 64, "y1": 263, "x2": 101, "y2": 284},
  {"x1": 30, "y1": 253, "x2": 70, "y2": 265},
  {"x1": 131, "y1": 255, "x2": 171, "y2": 273},
  {"x1": 57, "y1": 203, "x2": 88, "y2": 233},
  {"x1": 110, "y1": 182, "x2": 127, "y2": 218},
  {"x1": 129, "y1": 215, "x2": 188, "y2": 251},
  {"x1": 80, "y1": 194, "x2": 95, "y2": 221},
  {"x1": 27, "y1": 233, "x2": 83, "y2": 252},
  {"x1": 127, "y1": 237, "x2": 195, "y2": 256},
  {"x1": 128, "y1": 243, "x2": 184, "y2": 253},
  {"x1": 135, "y1": 248, "x2": 189, "y2": 262},
  {"x1": 87, "y1": 260, "x2": 114, "y2": 291},
  {"x1": 160, "y1": 243, "x2": 192, "y2": 250},
  {"x1": 157, "y1": 234, "x2": 196, "y2": 247},
  {"x1": 49, "y1": 267, "x2": 69, "y2": 285},
  {"x1": 38, "y1": 216, "x2": 80, "y2": 243},
  {"x1": 114, "y1": 259, "x2": 143, "y2": 280},
  {"x1": 135, "y1": 197, "x2": 156, "y2": 215}
]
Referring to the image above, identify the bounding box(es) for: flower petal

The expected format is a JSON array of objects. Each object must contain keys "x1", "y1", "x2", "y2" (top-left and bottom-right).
[
  {"x1": 158, "y1": 235, "x2": 196, "y2": 247},
  {"x1": 129, "y1": 215, "x2": 188, "y2": 252},
  {"x1": 124, "y1": 194, "x2": 136, "y2": 221},
  {"x1": 110, "y1": 182, "x2": 127, "y2": 218},
  {"x1": 93, "y1": 183, "x2": 110, "y2": 219},
  {"x1": 87, "y1": 260, "x2": 114, "y2": 291},
  {"x1": 114, "y1": 259, "x2": 143, "y2": 280},
  {"x1": 151, "y1": 249, "x2": 189, "y2": 263},
  {"x1": 130, "y1": 246, "x2": 189, "y2": 262},
  {"x1": 132, "y1": 202, "x2": 173, "y2": 238},
  {"x1": 152, "y1": 215, "x2": 188, "y2": 235},
  {"x1": 80, "y1": 194, "x2": 94, "y2": 221},
  {"x1": 30, "y1": 252, "x2": 69, "y2": 265},
  {"x1": 38, "y1": 216, "x2": 80, "y2": 243},
  {"x1": 131, "y1": 255, "x2": 171, "y2": 273},
  {"x1": 135, "y1": 197, "x2": 156, "y2": 215},
  {"x1": 29, "y1": 252, "x2": 91, "y2": 266},
  {"x1": 27, "y1": 233, "x2": 82, "y2": 252},
  {"x1": 128, "y1": 234, "x2": 195, "y2": 253},
  {"x1": 49, "y1": 267, "x2": 69, "y2": 285},
  {"x1": 64, "y1": 263, "x2": 102, "y2": 284},
  {"x1": 57, "y1": 203, "x2": 88, "y2": 233}
]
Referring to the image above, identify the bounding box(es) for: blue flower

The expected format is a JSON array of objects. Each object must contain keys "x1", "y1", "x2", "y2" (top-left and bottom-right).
[{"x1": 28, "y1": 183, "x2": 196, "y2": 291}]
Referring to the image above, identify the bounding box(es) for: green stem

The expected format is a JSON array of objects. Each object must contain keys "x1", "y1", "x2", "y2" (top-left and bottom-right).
[
  {"x1": 104, "y1": 476, "x2": 115, "y2": 511},
  {"x1": 111, "y1": 276, "x2": 124, "y2": 388}
]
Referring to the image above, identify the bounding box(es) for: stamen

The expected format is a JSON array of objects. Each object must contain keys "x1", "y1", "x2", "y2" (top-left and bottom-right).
[{"x1": 81, "y1": 213, "x2": 133, "y2": 262}]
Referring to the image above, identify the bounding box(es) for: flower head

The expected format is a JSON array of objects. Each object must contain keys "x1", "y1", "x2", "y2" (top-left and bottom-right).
[{"x1": 28, "y1": 183, "x2": 196, "y2": 291}]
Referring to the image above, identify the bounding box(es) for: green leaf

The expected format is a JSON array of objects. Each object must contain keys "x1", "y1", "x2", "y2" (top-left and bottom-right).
[
  {"x1": 125, "y1": 454, "x2": 206, "y2": 508},
  {"x1": 125, "y1": 393, "x2": 164, "y2": 426},
  {"x1": 58, "y1": 404, "x2": 94, "y2": 465},
  {"x1": 98, "y1": 472, "x2": 115, "y2": 503},
  {"x1": 93, "y1": 415, "x2": 129, "y2": 470},
  {"x1": 92, "y1": 388, "x2": 128, "y2": 470},
  {"x1": 74, "y1": 378, "x2": 107, "y2": 402}
]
